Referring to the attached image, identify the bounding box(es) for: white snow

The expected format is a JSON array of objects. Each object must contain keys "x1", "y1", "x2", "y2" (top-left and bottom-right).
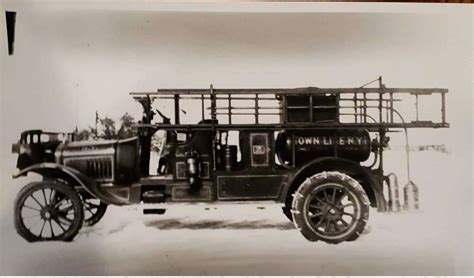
[{"x1": 0, "y1": 150, "x2": 472, "y2": 275}]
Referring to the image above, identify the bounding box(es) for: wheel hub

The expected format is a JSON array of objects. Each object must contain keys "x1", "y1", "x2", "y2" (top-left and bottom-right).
[
  {"x1": 41, "y1": 206, "x2": 57, "y2": 220},
  {"x1": 323, "y1": 204, "x2": 341, "y2": 221},
  {"x1": 306, "y1": 183, "x2": 358, "y2": 236}
]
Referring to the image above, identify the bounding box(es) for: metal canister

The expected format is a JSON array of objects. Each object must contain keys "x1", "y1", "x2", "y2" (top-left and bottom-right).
[{"x1": 275, "y1": 129, "x2": 372, "y2": 166}]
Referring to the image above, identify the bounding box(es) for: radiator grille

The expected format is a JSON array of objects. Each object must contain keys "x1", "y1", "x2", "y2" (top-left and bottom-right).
[
  {"x1": 64, "y1": 156, "x2": 114, "y2": 182},
  {"x1": 86, "y1": 157, "x2": 113, "y2": 180}
]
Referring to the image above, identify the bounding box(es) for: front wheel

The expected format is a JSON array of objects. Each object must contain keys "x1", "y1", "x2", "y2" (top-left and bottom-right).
[
  {"x1": 14, "y1": 181, "x2": 84, "y2": 242},
  {"x1": 291, "y1": 171, "x2": 369, "y2": 244}
]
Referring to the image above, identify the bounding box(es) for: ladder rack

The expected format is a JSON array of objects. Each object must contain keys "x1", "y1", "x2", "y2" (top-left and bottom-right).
[{"x1": 131, "y1": 82, "x2": 449, "y2": 132}]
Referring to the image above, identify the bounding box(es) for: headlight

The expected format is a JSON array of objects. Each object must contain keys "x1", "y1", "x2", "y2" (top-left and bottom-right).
[{"x1": 11, "y1": 143, "x2": 28, "y2": 155}]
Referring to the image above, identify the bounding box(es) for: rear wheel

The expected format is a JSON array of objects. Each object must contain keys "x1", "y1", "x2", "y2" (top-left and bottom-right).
[
  {"x1": 14, "y1": 181, "x2": 84, "y2": 242},
  {"x1": 291, "y1": 171, "x2": 369, "y2": 244},
  {"x1": 82, "y1": 198, "x2": 107, "y2": 226}
]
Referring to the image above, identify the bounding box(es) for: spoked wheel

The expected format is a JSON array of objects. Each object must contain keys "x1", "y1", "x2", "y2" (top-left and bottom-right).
[
  {"x1": 14, "y1": 181, "x2": 84, "y2": 242},
  {"x1": 82, "y1": 198, "x2": 107, "y2": 226},
  {"x1": 292, "y1": 171, "x2": 369, "y2": 244}
]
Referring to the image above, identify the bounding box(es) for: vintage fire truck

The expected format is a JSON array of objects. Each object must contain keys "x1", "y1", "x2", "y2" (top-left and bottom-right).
[{"x1": 11, "y1": 77, "x2": 449, "y2": 243}]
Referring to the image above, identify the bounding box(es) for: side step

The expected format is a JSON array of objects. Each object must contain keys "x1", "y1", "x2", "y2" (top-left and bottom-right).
[
  {"x1": 142, "y1": 190, "x2": 166, "y2": 203},
  {"x1": 143, "y1": 208, "x2": 167, "y2": 215}
]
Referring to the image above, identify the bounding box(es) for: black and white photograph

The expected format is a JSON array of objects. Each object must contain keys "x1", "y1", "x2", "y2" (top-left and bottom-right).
[{"x1": 0, "y1": 1, "x2": 472, "y2": 276}]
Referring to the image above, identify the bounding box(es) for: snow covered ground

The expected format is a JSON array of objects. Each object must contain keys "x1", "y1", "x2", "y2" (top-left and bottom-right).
[
  {"x1": 0, "y1": 150, "x2": 472, "y2": 275},
  {"x1": 0, "y1": 205, "x2": 458, "y2": 275}
]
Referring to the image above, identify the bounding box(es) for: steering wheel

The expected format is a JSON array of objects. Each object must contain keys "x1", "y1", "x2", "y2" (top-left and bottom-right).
[{"x1": 155, "y1": 109, "x2": 170, "y2": 124}]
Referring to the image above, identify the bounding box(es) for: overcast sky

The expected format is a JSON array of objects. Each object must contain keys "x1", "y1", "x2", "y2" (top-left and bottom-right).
[
  {"x1": 1, "y1": 5, "x2": 471, "y2": 169},
  {"x1": 1, "y1": 8, "x2": 471, "y2": 134},
  {"x1": 1, "y1": 4, "x2": 471, "y2": 179}
]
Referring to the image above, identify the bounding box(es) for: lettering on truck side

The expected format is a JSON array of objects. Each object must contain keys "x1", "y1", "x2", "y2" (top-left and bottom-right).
[{"x1": 295, "y1": 136, "x2": 364, "y2": 146}]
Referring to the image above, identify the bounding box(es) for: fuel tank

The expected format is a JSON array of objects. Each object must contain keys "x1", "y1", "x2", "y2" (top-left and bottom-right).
[{"x1": 275, "y1": 129, "x2": 371, "y2": 166}]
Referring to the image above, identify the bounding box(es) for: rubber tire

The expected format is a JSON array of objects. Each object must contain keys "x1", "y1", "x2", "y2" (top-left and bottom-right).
[
  {"x1": 83, "y1": 200, "x2": 108, "y2": 226},
  {"x1": 291, "y1": 171, "x2": 370, "y2": 244},
  {"x1": 14, "y1": 181, "x2": 84, "y2": 242}
]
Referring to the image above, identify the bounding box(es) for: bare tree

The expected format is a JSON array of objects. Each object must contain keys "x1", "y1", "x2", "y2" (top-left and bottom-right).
[
  {"x1": 118, "y1": 113, "x2": 136, "y2": 139},
  {"x1": 97, "y1": 116, "x2": 116, "y2": 140},
  {"x1": 75, "y1": 112, "x2": 137, "y2": 141},
  {"x1": 75, "y1": 126, "x2": 96, "y2": 141}
]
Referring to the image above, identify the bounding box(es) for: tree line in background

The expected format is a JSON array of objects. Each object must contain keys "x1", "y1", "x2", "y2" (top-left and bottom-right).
[{"x1": 75, "y1": 112, "x2": 136, "y2": 141}]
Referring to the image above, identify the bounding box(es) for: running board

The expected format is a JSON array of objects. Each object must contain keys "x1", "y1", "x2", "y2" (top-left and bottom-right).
[{"x1": 143, "y1": 208, "x2": 166, "y2": 215}]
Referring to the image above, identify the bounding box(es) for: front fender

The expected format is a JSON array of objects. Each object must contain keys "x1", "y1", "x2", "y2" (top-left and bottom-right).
[
  {"x1": 13, "y1": 163, "x2": 130, "y2": 205},
  {"x1": 280, "y1": 157, "x2": 386, "y2": 211}
]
